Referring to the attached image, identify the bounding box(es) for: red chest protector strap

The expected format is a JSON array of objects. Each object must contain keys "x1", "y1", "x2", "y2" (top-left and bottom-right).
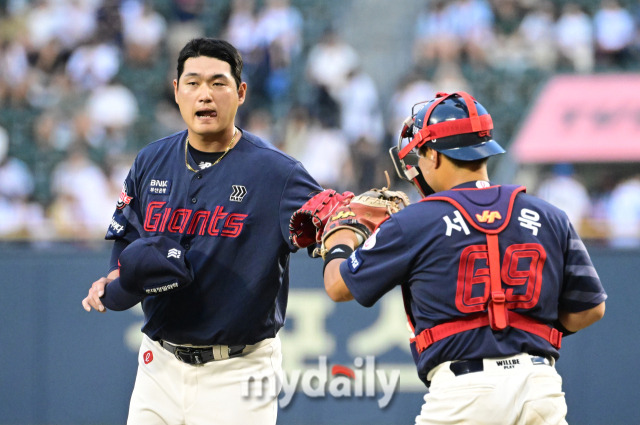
[
  {"x1": 405, "y1": 186, "x2": 562, "y2": 354},
  {"x1": 410, "y1": 311, "x2": 562, "y2": 354}
]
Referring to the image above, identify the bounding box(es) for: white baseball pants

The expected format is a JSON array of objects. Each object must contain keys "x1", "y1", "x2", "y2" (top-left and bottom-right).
[
  {"x1": 127, "y1": 334, "x2": 282, "y2": 425},
  {"x1": 415, "y1": 353, "x2": 568, "y2": 425}
]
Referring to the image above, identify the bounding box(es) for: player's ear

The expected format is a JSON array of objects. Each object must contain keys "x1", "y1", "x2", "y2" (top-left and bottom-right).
[
  {"x1": 173, "y1": 79, "x2": 179, "y2": 103},
  {"x1": 432, "y1": 150, "x2": 441, "y2": 168},
  {"x1": 237, "y1": 82, "x2": 247, "y2": 105}
]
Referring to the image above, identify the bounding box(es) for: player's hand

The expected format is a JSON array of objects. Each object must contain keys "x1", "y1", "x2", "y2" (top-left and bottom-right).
[
  {"x1": 82, "y1": 275, "x2": 115, "y2": 313},
  {"x1": 318, "y1": 186, "x2": 410, "y2": 258},
  {"x1": 289, "y1": 189, "x2": 354, "y2": 248}
]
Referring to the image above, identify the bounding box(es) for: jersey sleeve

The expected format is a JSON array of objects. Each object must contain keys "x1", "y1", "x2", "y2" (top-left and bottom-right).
[
  {"x1": 560, "y1": 223, "x2": 608, "y2": 312},
  {"x1": 108, "y1": 238, "x2": 129, "y2": 273},
  {"x1": 279, "y1": 162, "x2": 322, "y2": 251},
  {"x1": 339, "y1": 216, "x2": 412, "y2": 307},
  {"x1": 105, "y1": 163, "x2": 142, "y2": 243}
]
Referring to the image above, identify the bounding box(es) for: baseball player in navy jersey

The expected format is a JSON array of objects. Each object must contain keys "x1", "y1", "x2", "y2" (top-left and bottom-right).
[
  {"x1": 314, "y1": 92, "x2": 607, "y2": 424},
  {"x1": 81, "y1": 38, "x2": 321, "y2": 424}
]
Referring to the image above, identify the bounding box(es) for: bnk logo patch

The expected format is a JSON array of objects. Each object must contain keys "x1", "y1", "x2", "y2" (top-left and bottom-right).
[{"x1": 148, "y1": 179, "x2": 172, "y2": 195}]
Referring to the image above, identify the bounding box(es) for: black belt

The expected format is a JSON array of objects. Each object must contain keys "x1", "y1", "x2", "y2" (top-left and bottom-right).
[
  {"x1": 160, "y1": 341, "x2": 247, "y2": 365},
  {"x1": 450, "y1": 355, "x2": 552, "y2": 376}
]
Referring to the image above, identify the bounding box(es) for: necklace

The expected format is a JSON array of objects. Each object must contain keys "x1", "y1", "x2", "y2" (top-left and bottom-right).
[{"x1": 185, "y1": 127, "x2": 238, "y2": 172}]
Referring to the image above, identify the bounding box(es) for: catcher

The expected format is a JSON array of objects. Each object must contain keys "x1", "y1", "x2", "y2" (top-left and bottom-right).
[{"x1": 289, "y1": 91, "x2": 606, "y2": 425}]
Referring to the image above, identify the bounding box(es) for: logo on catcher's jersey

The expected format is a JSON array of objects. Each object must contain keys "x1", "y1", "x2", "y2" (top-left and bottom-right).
[
  {"x1": 167, "y1": 248, "x2": 181, "y2": 259},
  {"x1": 476, "y1": 210, "x2": 502, "y2": 224},
  {"x1": 362, "y1": 228, "x2": 379, "y2": 250},
  {"x1": 230, "y1": 185, "x2": 247, "y2": 202},
  {"x1": 116, "y1": 182, "x2": 133, "y2": 209}
]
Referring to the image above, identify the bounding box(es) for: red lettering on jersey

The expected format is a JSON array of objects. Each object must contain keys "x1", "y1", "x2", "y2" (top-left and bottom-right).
[
  {"x1": 168, "y1": 209, "x2": 192, "y2": 233},
  {"x1": 144, "y1": 201, "x2": 167, "y2": 231},
  {"x1": 221, "y1": 213, "x2": 248, "y2": 237},
  {"x1": 207, "y1": 206, "x2": 228, "y2": 236},
  {"x1": 187, "y1": 211, "x2": 211, "y2": 235},
  {"x1": 144, "y1": 203, "x2": 247, "y2": 238},
  {"x1": 456, "y1": 245, "x2": 490, "y2": 313},
  {"x1": 159, "y1": 208, "x2": 171, "y2": 232},
  {"x1": 456, "y1": 243, "x2": 546, "y2": 314},
  {"x1": 501, "y1": 244, "x2": 546, "y2": 309}
]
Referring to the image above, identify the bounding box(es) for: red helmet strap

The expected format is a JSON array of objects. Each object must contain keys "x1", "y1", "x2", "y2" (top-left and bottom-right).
[{"x1": 398, "y1": 91, "x2": 493, "y2": 159}]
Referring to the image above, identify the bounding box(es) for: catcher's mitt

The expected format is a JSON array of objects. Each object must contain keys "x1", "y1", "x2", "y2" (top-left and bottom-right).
[
  {"x1": 319, "y1": 186, "x2": 410, "y2": 258},
  {"x1": 289, "y1": 189, "x2": 355, "y2": 249}
]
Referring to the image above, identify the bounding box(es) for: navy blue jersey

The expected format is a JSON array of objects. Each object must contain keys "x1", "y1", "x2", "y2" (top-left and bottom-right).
[
  {"x1": 106, "y1": 129, "x2": 321, "y2": 345},
  {"x1": 340, "y1": 181, "x2": 607, "y2": 384}
]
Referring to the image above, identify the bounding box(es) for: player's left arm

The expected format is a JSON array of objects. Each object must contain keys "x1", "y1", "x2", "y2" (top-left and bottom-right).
[
  {"x1": 558, "y1": 302, "x2": 605, "y2": 333},
  {"x1": 557, "y1": 221, "x2": 608, "y2": 334}
]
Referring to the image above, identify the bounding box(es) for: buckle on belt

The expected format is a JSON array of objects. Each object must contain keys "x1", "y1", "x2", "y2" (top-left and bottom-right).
[
  {"x1": 173, "y1": 346, "x2": 206, "y2": 365},
  {"x1": 229, "y1": 345, "x2": 246, "y2": 357}
]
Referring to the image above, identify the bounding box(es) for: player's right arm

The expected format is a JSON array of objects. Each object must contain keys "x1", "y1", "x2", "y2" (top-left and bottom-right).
[
  {"x1": 82, "y1": 269, "x2": 120, "y2": 313},
  {"x1": 322, "y1": 229, "x2": 358, "y2": 302},
  {"x1": 83, "y1": 165, "x2": 140, "y2": 313}
]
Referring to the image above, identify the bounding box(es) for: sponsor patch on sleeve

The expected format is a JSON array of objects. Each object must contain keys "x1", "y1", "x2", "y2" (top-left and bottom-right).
[
  {"x1": 347, "y1": 250, "x2": 363, "y2": 273},
  {"x1": 106, "y1": 212, "x2": 127, "y2": 239},
  {"x1": 148, "y1": 179, "x2": 172, "y2": 195}
]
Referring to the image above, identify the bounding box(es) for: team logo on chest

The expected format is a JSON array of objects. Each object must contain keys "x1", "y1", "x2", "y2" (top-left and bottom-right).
[
  {"x1": 230, "y1": 185, "x2": 247, "y2": 202},
  {"x1": 148, "y1": 179, "x2": 172, "y2": 195}
]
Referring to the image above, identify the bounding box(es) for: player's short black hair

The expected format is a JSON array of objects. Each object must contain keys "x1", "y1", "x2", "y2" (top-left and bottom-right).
[{"x1": 176, "y1": 38, "x2": 243, "y2": 89}]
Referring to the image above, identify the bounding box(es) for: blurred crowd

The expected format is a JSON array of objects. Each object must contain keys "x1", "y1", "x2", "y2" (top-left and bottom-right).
[{"x1": 0, "y1": 0, "x2": 639, "y2": 245}]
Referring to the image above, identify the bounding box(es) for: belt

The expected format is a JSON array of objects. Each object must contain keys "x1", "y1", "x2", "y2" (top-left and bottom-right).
[
  {"x1": 450, "y1": 355, "x2": 552, "y2": 376},
  {"x1": 160, "y1": 340, "x2": 247, "y2": 365}
]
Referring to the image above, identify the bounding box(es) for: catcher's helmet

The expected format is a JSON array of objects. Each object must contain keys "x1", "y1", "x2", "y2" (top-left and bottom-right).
[{"x1": 398, "y1": 91, "x2": 505, "y2": 161}]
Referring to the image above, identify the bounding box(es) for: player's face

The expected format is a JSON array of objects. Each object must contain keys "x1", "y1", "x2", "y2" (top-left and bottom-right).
[{"x1": 174, "y1": 56, "x2": 247, "y2": 143}]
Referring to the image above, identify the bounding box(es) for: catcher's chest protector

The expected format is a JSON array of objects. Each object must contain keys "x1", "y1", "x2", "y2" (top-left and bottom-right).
[{"x1": 405, "y1": 185, "x2": 562, "y2": 358}]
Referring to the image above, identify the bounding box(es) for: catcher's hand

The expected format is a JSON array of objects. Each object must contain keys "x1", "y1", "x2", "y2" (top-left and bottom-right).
[
  {"x1": 319, "y1": 187, "x2": 410, "y2": 258},
  {"x1": 290, "y1": 189, "x2": 355, "y2": 249}
]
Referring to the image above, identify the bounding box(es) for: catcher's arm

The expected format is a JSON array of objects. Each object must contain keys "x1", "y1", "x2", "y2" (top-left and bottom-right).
[
  {"x1": 323, "y1": 230, "x2": 359, "y2": 302},
  {"x1": 321, "y1": 184, "x2": 410, "y2": 301}
]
